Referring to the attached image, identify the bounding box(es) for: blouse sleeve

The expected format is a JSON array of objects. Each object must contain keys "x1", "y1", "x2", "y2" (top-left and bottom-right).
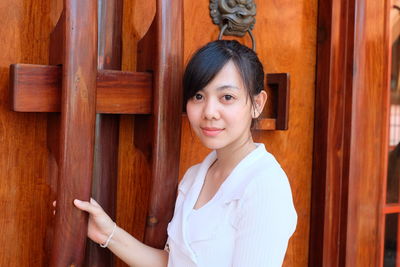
[{"x1": 232, "y1": 172, "x2": 297, "y2": 267}]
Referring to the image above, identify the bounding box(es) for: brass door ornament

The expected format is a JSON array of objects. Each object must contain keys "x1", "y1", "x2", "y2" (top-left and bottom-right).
[{"x1": 209, "y1": 0, "x2": 256, "y2": 50}]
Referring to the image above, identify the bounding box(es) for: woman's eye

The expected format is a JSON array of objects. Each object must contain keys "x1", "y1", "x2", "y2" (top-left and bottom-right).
[
  {"x1": 194, "y1": 94, "x2": 203, "y2": 100},
  {"x1": 223, "y1": 95, "x2": 234, "y2": 101}
]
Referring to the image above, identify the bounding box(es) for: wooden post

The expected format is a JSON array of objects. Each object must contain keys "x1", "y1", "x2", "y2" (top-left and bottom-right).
[
  {"x1": 309, "y1": 0, "x2": 391, "y2": 266},
  {"x1": 134, "y1": 0, "x2": 184, "y2": 248},
  {"x1": 49, "y1": 0, "x2": 98, "y2": 265}
]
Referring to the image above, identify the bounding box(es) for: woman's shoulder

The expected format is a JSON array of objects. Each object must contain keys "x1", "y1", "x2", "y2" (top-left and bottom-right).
[
  {"x1": 224, "y1": 146, "x2": 291, "y2": 201},
  {"x1": 247, "y1": 150, "x2": 292, "y2": 197},
  {"x1": 177, "y1": 163, "x2": 202, "y2": 194}
]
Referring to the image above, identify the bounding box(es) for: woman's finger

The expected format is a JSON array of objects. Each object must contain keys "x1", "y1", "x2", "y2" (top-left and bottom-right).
[
  {"x1": 74, "y1": 199, "x2": 99, "y2": 214},
  {"x1": 90, "y1": 198, "x2": 101, "y2": 207},
  {"x1": 53, "y1": 200, "x2": 56, "y2": 207}
]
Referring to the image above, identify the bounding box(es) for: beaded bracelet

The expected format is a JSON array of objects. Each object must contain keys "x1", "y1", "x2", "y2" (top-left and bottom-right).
[{"x1": 100, "y1": 222, "x2": 117, "y2": 248}]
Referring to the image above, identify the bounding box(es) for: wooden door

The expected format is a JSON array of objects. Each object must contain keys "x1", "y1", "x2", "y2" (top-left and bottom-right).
[
  {"x1": 0, "y1": 0, "x2": 317, "y2": 267},
  {"x1": 0, "y1": 1, "x2": 60, "y2": 265}
]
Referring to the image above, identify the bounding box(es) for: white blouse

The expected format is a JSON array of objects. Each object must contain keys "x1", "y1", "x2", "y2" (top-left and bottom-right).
[{"x1": 166, "y1": 143, "x2": 297, "y2": 267}]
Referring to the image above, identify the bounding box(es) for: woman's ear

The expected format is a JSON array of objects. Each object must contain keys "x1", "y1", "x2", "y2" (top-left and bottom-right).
[{"x1": 252, "y1": 90, "x2": 268, "y2": 119}]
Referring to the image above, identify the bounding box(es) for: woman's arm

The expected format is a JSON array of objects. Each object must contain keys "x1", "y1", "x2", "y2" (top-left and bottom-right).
[{"x1": 74, "y1": 199, "x2": 168, "y2": 267}]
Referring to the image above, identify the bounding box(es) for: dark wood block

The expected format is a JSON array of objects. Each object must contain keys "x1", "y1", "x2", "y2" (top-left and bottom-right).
[
  {"x1": 10, "y1": 64, "x2": 152, "y2": 114},
  {"x1": 267, "y1": 73, "x2": 290, "y2": 130}
]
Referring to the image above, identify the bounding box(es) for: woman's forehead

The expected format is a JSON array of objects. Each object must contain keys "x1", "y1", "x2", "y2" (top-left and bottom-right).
[{"x1": 203, "y1": 61, "x2": 245, "y2": 89}]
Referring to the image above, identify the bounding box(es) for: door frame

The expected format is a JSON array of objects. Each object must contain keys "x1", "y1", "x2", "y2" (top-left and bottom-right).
[{"x1": 309, "y1": 0, "x2": 391, "y2": 266}]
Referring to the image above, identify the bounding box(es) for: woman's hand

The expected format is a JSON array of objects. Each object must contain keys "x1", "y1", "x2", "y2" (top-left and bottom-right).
[{"x1": 73, "y1": 198, "x2": 115, "y2": 246}]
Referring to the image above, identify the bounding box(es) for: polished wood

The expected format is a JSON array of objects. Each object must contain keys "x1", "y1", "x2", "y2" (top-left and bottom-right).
[
  {"x1": 10, "y1": 64, "x2": 152, "y2": 114},
  {"x1": 181, "y1": 0, "x2": 317, "y2": 266},
  {"x1": 0, "y1": 0, "x2": 59, "y2": 264},
  {"x1": 97, "y1": 70, "x2": 152, "y2": 114},
  {"x1": 310, "y1": 0, "x2": 391, "y2": 266},
  {"x1": 85, "y1": 0, "x2": 123, "y2": 265},
  {"x1": 309, "y1": 1, "x2": 347, "y2": 265},
  {"x1": 141, "y1": 0, "x2": 183, "y2": 248},
  {"x1": 49, "y1": 0, "x2": 98, "y2": 265},
  {"x1": 10, "y1": 64, "x2": 61, "y2": 112},
  {"x1": 114, "y1": 1, "x2": 156, "y2": 265},
  {"x1": 347, "y1": 1, "x2": 390, "y2": 265}
]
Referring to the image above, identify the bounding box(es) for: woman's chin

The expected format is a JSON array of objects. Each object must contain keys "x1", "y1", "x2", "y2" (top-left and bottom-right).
[{"x1": 199, "y1": 138, "x2": 227, "y2": 150}]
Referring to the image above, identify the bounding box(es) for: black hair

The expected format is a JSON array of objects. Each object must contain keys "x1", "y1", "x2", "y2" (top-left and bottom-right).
[{"x1": 183, "y1": 40, "x2": 265, "y2": 114}]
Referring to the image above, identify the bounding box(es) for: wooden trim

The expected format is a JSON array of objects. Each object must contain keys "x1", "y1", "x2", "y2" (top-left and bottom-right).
[
  {"x1": 310, "y1": 0, "x2": 391, "y2": 266},
  {"x1": 10, "y1": 64, "x2": 152, "y2": 114},
  {"x1": 309, "y1": 0, "x2": 352, "y2": 265},
  {"x1": 383, "y1": 204, "x2": 400, "y2": 214},
  {"x1": 49, "y1": 0, "x2": 98, "y2": 265}
]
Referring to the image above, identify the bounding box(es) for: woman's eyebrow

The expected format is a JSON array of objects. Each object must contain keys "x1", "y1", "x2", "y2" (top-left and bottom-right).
[{"x1": 216, "y1": 85, "x2": 240, "y2": 91}]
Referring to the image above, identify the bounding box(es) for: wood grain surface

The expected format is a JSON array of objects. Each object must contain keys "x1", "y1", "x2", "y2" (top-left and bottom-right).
[
  {"x1": 10, "y1": 64, "x2": 152, "y2": 114},
  {"x1": 310, "y1": 0, "x2": 391, "y2": 266},
  {"x1": 85, "y1": 0, "x2": 123, "y2": 265},
  {"x1": 0, "y1": 0, "x2": 316, "y2": 266},
  {"x1": 346, "y1": 1, "x2": 390, "y2": 266},
  {"x1": 114, "y1": 0, "x2": 156, "y2": 266},
  {"x1": 140, "y1": 0, "x2": 184, "y2": 248},
  {"x1": 180, "y1": 0, "x2": 317, "y2": 266},
  {"x1": 0, "y1": 0, "x2": 62, "y2": 265},
  {"x1": 49, "y1": 0, "x2": 98, "y2": 265}
]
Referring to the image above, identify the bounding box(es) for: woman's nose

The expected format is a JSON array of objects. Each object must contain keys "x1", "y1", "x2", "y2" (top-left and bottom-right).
[{"x1": 203, "y1": 99, "x2": 220, "y2": 120}]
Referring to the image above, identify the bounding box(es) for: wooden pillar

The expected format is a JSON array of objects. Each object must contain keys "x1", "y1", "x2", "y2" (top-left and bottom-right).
[
  {"x1": 49, "y1": 0, "x2": 98, "y2": 265},
  {"x1": 309, "y1": 0, "x2": 391, "y2": 266},
  {"x1": 135, "y1": 0, "x2": 184, "y2": 248}
]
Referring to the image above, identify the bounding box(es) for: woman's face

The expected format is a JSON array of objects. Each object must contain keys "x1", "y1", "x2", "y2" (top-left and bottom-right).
[{"x1": 186, "y1": 61, "x2": 254, "y2": 151}]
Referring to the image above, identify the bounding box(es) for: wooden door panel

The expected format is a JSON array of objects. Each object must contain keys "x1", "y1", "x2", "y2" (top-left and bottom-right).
[
  {"x1": 0, "y1": 0, "x2": 62, "y2": 265},
  {"x1": 0, "y1": 0, "x2": 315, "y2": 266},
  {"x1": 181, "y1": 0, "x2": 317, "y2": 266}
]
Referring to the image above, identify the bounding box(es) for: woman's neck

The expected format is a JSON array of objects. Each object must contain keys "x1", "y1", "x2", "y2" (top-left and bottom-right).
[{"x1": 214, "y1": 135, "x2": 256, "y2": 171}]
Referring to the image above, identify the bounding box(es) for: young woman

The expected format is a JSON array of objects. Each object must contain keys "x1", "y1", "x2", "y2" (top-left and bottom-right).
[{"x1": 74, "y1": 40, "x2": 297, "y2": 267}]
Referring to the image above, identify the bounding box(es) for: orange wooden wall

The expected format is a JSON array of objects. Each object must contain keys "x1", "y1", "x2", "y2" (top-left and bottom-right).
[{"x1": 0, "y1": 0, "x2": 61, "y2": 265}]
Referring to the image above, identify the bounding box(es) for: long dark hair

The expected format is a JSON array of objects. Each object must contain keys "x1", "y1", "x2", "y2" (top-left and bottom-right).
[{"x1": 183, "y1": 40, "x2": 264, "y2": 112}]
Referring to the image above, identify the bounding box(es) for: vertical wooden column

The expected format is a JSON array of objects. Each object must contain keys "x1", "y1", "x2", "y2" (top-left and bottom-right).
[
  {"x1": 85, "y1": 0, "x2": 122, "y2": 266},
  {"x1": 309, "y1": 0, "x2": 390, "y2": 266},
  {"x1": 50, "y1": 0, "x2": 98, "y2": 266},
  {"x1": 138, "y1": 0, "x2": 183, "y2": 248}
]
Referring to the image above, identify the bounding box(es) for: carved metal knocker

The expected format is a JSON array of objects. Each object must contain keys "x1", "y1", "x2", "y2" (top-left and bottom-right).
[{"x1": 209, "y1": 0, "x2": 257, "y2": 51}]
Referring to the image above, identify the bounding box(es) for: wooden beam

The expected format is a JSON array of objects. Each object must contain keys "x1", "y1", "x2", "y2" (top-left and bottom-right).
[
  {"x1": 10, "y1": 64, "x2": 152, "y2": 114},
  {"x1": 9, "y1": 63, "x2": 282, "y2": 133}
]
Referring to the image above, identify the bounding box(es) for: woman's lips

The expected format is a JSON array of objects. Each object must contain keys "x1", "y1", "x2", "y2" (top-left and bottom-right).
[{"x1": 200, "y1": 127, "x2": 224, "y2": 137}]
